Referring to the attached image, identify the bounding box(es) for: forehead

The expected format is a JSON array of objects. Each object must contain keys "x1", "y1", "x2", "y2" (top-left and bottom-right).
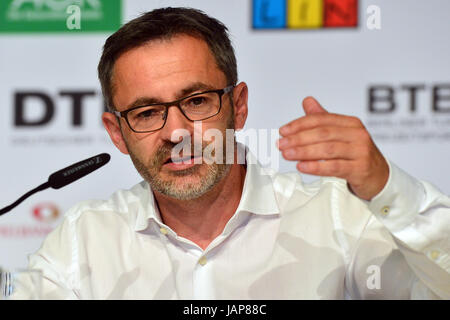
[{"x1": 112, "y1": 34, "x2": 227, "y2": 108}]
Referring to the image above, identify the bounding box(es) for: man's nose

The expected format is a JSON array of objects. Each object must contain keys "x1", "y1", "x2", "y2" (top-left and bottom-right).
[{"x1": 159, "y1": 105, "x2": 193, "y2": 143}]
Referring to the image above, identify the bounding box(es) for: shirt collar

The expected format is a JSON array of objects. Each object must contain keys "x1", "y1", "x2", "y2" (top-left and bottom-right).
[
  {"x1": 134, "y1": 143, "x2": 280, "y2": 231},
  {"x1": 234, "y1": 143, "x2": 280, "y2": 216},
  {"x1": 134, "y1": 181, "x2": 159, "y2": 231}
]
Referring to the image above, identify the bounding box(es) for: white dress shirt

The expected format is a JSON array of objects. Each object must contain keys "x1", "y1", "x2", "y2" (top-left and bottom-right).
[{"x1": 13, "y1": 148, "x2": 450, "y2": 299}]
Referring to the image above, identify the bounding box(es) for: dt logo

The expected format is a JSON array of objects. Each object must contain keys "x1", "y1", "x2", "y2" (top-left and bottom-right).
[
  {"x1": 253, "y1": 0, "x2": 358, "y2": 29},
  {"x1": 32, "y1": 203, "x2": 60, "y2": 223}
]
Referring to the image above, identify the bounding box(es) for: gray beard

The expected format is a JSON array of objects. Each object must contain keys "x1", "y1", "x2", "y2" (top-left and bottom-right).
[
  {"x1": 126, "y1": 112, "x2": 235, "y2": 200},
  {"x1": 130, "y1": 151, "x2": 231, "y2": 200}
]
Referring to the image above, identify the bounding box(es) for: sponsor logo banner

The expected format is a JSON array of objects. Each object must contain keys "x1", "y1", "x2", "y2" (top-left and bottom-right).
[
  {"x1": 365, "y1": 83, "x2": 450, "y2": 143},
  {"x1": 0, "y1": 202, "x2": 60, "y2": 238},
  {"x1": 0, "y1": 0, "x2": 121, "y2": 33},
  {"x1": 253, "y1": 0, "x2": 358, "y2": 29}
]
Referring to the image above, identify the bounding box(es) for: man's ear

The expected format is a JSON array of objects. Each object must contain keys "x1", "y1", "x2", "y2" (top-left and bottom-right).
[
  {"x1": 232, "y1": 82, "x2": 248, "y2": 131},
  {"x1": 102, "y1": 112, "x2": 130, "y2": 155}
]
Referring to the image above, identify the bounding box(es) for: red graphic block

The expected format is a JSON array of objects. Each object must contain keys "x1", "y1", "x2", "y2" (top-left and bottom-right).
[{"x1": 324, "y1": 0, "x2": 358, "y2": 27}]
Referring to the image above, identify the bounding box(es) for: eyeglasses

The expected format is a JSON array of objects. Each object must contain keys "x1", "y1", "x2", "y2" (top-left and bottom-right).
[{"x1": 113, "y1": 85, "x2": 234, "y2": 133}]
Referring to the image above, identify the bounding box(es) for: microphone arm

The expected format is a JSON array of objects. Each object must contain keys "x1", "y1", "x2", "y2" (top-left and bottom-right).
[
  {"x1": 0, "y1": 153, "x2": 110, "y2": 217},
  {"x1": 0, "y1": 182, "x2": 50, "y2": 216}
]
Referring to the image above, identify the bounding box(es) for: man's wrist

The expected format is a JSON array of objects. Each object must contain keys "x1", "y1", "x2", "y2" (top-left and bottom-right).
[{"x1": 367, "y1": 159, "x2": 426, "y2": 232}]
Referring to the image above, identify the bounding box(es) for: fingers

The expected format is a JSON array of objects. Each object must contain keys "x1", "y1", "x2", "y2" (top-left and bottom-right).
[
  {"x1": 302, "y1": 96, "x2": 326, "y2": 115},
  {"x1": 279, "y1": 113, "x2": 363, "y2": 137},
  {"x1": 277, "y1": 97, "x2": 389, "y2": 199},
  {"x1": 296, "y1": 159, "x2": 353, "y2": 178},
  {"x1": 278, "y1": 126, "x2": 364, "y2": 149},
  {"x1": 281, "y1": 142, "x2": 356, "y2": 161}
]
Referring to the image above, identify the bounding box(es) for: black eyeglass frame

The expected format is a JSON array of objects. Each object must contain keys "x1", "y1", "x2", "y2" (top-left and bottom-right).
[{"x1": 113, "y1": 85, "x2": 234, "y2": 133}]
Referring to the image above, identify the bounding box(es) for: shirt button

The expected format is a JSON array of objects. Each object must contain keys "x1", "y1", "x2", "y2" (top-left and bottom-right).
[
  {"x1": 198, "y1": 256, "x2": 207, "y2": 266},
  {"x1": 430, "y1": 250, "x2": 440, "y2": 260},
  {"x1": 380, "y1": 206, "x2": 390, "y2": 216},
  {"x1": 159, "y1": 227, "x2": 168, "y2": 235}
]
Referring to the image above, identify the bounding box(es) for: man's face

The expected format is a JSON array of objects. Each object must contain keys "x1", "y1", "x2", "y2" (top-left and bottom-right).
[{"x1": 106, "y1": 34, "x2": 239, "y2": 200}]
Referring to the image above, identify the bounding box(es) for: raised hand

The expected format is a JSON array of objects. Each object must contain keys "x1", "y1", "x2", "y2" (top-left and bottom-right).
[{"x1": 277, "y1": 96, "x2": 389, "y2": 201}]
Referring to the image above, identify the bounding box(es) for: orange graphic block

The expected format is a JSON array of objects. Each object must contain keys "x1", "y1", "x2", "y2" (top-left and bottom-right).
[{"x1": 324, "y1": 0, "x2": 358, "y2": 27}]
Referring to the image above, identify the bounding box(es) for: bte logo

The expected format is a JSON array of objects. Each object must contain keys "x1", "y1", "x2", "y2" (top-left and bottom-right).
[
  {"x1": 32, "y1": 203, "x2": 60, "y2": 223},
  {"x1": 368, "y1": 84, "x2": 450, "y2": 114},
  {"x1": 253, "y1": 0, "x2": 358, "y2": 29}
]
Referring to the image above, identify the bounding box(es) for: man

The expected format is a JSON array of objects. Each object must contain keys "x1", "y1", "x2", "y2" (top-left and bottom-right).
[{"x1": 15, "y1": 7, "x2": 450, "y2": 299}]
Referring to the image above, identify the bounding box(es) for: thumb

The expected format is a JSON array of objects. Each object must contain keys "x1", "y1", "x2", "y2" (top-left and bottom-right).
[{"x1": 302, "y1": 96, "x2": 328, "y2": 115}]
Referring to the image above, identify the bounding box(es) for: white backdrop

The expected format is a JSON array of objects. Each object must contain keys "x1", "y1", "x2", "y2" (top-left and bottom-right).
[{"x1": 1, "y1": 0, "x2": 449, "y2": 269}]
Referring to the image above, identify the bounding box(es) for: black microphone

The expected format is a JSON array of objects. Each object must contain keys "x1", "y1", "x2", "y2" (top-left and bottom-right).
[{"x1": 0, "y1": 153, "x2": 111, "y2": 216}]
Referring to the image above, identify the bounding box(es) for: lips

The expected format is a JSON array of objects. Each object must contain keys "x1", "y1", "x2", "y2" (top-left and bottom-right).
[
  {"x1": 164, "y1": 154, "x2": 194, "y2": 164},
  {"x1": 162, "y1": 154, "x2": 202, "y2": 171}
]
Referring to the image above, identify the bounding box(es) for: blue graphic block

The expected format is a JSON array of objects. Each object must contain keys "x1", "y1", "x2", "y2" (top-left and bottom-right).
[{"x1": 253, "y1": 0, "x2": 286, "y2": 29}]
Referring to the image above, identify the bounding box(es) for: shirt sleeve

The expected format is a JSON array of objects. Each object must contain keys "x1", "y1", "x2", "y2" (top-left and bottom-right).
[
  {"x1": 10, "y1": 209, "x2": 80, "y2": 300},
  {"x1": 350, "y1": 159, "x2": 450, "y2": 299}
]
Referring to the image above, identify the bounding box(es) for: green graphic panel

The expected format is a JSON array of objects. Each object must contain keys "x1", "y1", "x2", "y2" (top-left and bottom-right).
[{"x1": 0, "y1": 0, "x2": 121, "y2": 33}]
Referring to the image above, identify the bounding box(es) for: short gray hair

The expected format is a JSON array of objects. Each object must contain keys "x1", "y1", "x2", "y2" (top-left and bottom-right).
[{"x1": 98, "y1": 7, "x2": 238, "y2": 111}]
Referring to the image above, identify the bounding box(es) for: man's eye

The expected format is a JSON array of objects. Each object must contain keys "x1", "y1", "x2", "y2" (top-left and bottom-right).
[
  {"x1": 189, "y1": 96, "x2": 207, "y2": 106},
  {"x1": 137, "y1": 109, "x2": 156, "y2": 118}
]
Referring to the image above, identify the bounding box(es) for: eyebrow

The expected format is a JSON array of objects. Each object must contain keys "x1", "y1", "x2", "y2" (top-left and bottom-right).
[{"x1": 124, "y1": 82, "x2": 217, "y2": 110}]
